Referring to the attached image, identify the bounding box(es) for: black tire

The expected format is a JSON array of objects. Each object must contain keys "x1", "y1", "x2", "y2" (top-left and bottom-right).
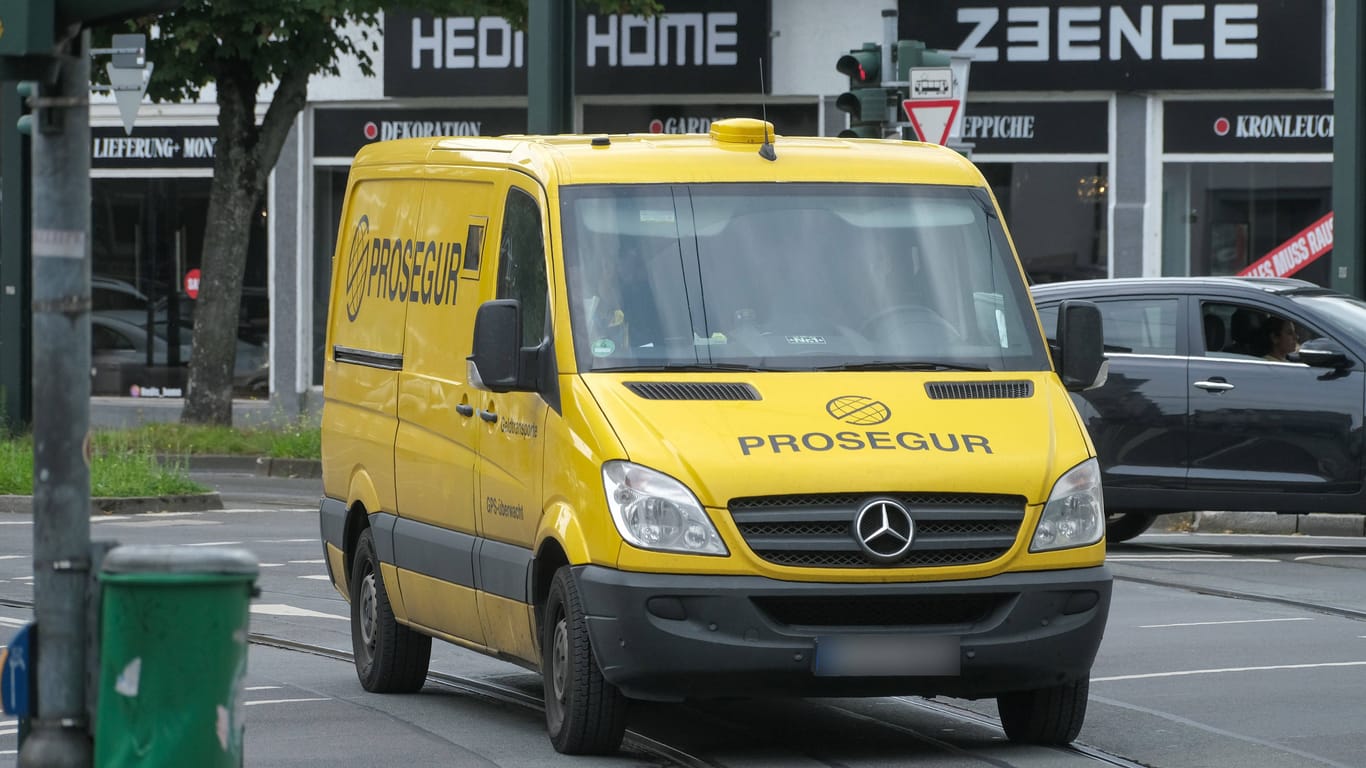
[
  {"x1": 1106, "y1": 511, "x2": 1158, "y2": 543},
  {"x1": 351, "y1": 528, "x2": 431, "y2": 693},
  {"x1": 997, "y1": 677, "x2": 1089, "y2": 745},
  {"x1": 542, "y1": 567, "x2": 627, "y2": 755}
]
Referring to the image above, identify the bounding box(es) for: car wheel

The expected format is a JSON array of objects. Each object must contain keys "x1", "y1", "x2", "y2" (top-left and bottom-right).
[
  {"x1": 542, "y1": 567, "x2": 627, "y2": 755},
  {"x1": 351, "y1": 528, "x2": 431, "y2": 692},
  {"x1": 997, "y1": 676, "x2": 1089, "y2": 745},
  {"x1": 1106, "y1": 511, "x2": 1158, "y2": 543}
]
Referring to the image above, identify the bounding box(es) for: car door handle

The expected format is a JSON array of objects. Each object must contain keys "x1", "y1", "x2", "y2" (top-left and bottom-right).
[
  {"x1": 479, "y1": 409, "x2": 498, "y2": 423},
  {"x1": 1193, "y1": 380, "x2": 1235, "y2": 392},
  {"x1": 456, "y1": 404, "x2": 474, "y2": 417}
]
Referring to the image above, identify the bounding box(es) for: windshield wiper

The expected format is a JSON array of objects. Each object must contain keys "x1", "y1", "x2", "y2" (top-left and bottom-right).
[
  {"x1": 589, "y1": 362, "x2": 772, "y2": 373},
  {"x1": 817, "y1": 361, "x2": 991, "y2": 372}
]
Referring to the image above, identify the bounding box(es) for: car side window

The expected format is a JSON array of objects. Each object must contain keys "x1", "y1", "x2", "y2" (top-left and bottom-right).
[
  {"x1": 1094, "y1": 298, "x2": 1180, "y2": 354},
  {"x1": 1201, "y1": 302, "x2": 1319, "y2": 360}
]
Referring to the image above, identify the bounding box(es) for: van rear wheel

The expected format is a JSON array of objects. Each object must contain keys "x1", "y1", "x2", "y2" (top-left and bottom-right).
[
  {"x1": 351, "y1": 528, "x2": 431, "y2": 692},
  {"x1": 997, "y1": 677, "x2": 1089, "y2": 745},
  {"x1": 542, "y1": 567, "x2": 627, "y2": 755}
]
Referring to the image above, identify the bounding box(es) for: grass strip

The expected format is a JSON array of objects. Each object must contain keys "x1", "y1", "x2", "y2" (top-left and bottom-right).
[{"x1": 0, "y1": 433, "x2": 207, "y2": 497}]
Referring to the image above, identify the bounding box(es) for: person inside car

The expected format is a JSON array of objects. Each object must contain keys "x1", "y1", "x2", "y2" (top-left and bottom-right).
[{"x1": 1262, "y1": 316, "x2": 1299, "y2": 361}]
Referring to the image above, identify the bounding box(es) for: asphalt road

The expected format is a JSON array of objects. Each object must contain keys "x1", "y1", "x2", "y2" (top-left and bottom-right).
[{"x1": 0, "y1": 472, "x2": 1362, "y2": 766}]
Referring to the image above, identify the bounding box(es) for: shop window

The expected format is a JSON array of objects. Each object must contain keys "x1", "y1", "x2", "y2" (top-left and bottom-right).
[
  {"x1": 978, "y1": 162, "x2": 1108, "y2": 284},
  {"x1": 313, "y1": 167, "x2": 349, "y2": 385},
  {"x1": 1162, "y1": 162, "x2": 1331, "y2": 284}
]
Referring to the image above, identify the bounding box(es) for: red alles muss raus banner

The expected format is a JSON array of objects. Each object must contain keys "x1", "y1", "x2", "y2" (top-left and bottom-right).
[{"x1": 1239, "y1": 212, "x2": 1334, "y2": 278}]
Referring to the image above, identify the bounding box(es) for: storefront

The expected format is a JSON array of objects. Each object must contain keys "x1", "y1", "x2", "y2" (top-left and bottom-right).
[
  {"x1": 89, "y1": 124, "x2": 270, "y2": 398},
  {"x1": 963, "y1": 100, "x2": 1111, "y2": 283},
  {"x1": 899, "y1": 0, "x2": 1331, "y2": 283}
]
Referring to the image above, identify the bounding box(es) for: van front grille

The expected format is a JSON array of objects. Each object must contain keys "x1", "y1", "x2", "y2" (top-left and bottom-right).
[{"x1": 728, "y1": 493, "x2": 1025, "y2": 569}]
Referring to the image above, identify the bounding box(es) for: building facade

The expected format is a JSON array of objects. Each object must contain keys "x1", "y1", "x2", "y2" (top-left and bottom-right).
[{"x1": 70, "y1": 0, "x2": 1333, "y2": 412}]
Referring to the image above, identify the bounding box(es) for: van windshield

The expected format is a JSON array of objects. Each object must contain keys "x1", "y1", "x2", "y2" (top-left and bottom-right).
[{"x1": 560, "y1": 183, "x2": 1049, "y2": 373}]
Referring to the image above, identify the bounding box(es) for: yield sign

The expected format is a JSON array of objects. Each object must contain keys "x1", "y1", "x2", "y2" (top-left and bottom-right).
[
  {"x1": 903, "y1": 99, "x2": 960, "y2": 145},
  {"x1": 106, "y1": 62, "x2": 153, "y2": 136}
]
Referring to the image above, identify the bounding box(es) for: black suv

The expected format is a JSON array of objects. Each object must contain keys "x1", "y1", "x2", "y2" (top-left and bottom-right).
[{"x1": 1032, "y1": 277, "x2": 1366, "y2": 542}]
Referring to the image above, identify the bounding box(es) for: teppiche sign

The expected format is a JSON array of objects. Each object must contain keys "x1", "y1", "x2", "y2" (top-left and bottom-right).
[{"x1": 1239, "y1": 213, "x2": 1333, "y2": 279}]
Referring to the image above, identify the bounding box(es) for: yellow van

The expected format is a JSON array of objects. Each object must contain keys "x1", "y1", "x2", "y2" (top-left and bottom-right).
[{"x1": 319, "y1": 119, "x2": 1111, "y2": 755}]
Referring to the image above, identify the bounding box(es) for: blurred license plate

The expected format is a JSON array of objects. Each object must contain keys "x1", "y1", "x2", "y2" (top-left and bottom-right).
[{"x1": 813, "y1": 635, "x2": 960, "y2": 677}]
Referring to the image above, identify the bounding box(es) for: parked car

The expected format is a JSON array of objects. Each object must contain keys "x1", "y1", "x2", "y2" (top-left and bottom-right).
[
  {"x1": 91, "y1": 312, "x2": 268, "y2": 397},
  {"x1": 1031, "y1": 277, "x2": 1366, "y2": 542}
]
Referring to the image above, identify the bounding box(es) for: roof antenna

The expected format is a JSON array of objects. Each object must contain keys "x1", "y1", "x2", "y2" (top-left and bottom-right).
[{"x1": 758, "y1": 59, "x2": 777, "y2": 162}]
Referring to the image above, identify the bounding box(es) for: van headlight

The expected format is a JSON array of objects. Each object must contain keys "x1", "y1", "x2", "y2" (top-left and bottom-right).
[
  {"x1": 603, "y1": 461, "x2": 728, "y2": 556},
  {"x1": 1031, "y1": 458, "x2": 1105, "y2": 552}
]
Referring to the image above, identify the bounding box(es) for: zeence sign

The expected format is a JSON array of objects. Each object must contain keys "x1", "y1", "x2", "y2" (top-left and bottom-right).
[{"x1": 897, "y1": 1, "x2": 1324, "y2": 91}]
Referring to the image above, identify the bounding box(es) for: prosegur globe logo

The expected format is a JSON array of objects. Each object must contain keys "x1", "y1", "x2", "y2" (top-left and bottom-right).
[
  {"x1": 344, "y1": 215, "x2": 371, "y2": 321},
  {"x1": 826, "y1": 395, "x2": 891, "y2": 426}
]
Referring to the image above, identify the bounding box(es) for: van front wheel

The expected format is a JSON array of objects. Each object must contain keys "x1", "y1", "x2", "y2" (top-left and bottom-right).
[
  {"x1": 351, "y1": 528, "x2": 431, "y2": 692},
  {"x1": 542, "y1": 567, "x2": 627, "y2": 754},
  {"x1": 997, "y1": 677, "x2": 1089, "y2": 745}
]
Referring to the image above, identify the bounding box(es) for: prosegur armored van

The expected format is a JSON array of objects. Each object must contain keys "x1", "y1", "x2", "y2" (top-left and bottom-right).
[{"x1": 319, "y1": 118, "x2": 1111, "y2": 755}]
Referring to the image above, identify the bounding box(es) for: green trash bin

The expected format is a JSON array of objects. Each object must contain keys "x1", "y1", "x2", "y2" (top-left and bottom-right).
[{"x1": 94, "y1": 545, "x2": 259, "y2": 768}]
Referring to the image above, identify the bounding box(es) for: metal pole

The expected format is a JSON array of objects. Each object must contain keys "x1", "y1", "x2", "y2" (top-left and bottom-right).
[
  {"x1": 881, "y1": 9, "x2": 896, "y2": 135},
  {"x1": 527, "y1": 0, "x2": 576, "y2": 134},
  {"x1": 18, "y1": 30, "x2": 93, "y2": 768},
  {"x1": 1332, "y1": 0, "x2": 1366, "y2": 297}
]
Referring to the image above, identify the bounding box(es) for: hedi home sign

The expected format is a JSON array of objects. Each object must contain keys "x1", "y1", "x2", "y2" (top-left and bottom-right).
[{"x1": 898, "y1": 0, "x2": 1324, "y2": 91}]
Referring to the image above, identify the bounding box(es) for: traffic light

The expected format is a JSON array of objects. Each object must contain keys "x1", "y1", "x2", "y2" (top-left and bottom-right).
[
  {"x1": 896, "y1": 39, "x2": 952, "y2": 81},
  {"x1": 0, "y1": 0, "x2": 182, "y2": 57},
  {"x1": 835, "y1": 42, "x2": 890, "y2": 139}
]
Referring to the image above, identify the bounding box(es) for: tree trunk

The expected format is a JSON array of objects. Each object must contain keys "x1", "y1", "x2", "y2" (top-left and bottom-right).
[{"x1": 181, "y1": 61, "x2": 309, "y2": 425}]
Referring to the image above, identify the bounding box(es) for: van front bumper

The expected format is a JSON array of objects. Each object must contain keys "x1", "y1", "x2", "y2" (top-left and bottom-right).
[{"x1": 573, "y1": 564, "x2": 1111, "y2": 702}]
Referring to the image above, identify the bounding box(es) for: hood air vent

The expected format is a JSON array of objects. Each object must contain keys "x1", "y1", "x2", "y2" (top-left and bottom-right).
[
  {"x1": 925, "y1": 381, "x2": 1034, "y2": 400},
  {"x1": 624, "y1": 382, "x2": 761, "y2": 401}
]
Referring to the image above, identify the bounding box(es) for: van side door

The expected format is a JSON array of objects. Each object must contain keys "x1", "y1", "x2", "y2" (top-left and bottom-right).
[
  {"x1": 391, "y1": 175, "x2": 496, "y2": 645},
  {"x1": 474, "y1": 180, "x2": 554, "y2": 665}
]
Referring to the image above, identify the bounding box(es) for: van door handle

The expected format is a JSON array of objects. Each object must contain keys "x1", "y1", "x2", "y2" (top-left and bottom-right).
[
  {"x1": 479, "y1": 409, "x2": 498, "y2": 423},
  {"x1": 1193, "y1": 379, "x2": 1235, "y2": 392},
  {"x1": 456, "y1": 404, "x2": 474, "y2": 417}
]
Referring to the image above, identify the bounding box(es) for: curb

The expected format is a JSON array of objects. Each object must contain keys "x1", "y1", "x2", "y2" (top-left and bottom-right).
[
  {"x1": 1151, "y1": 511, "x2": 1366, "y2": 537},
  {"x1": 157, "y1": 454, "x2": 322, "y2": 479},
  {"x1": 0, "y1": 493, "x2": 224, "y2": 515}
]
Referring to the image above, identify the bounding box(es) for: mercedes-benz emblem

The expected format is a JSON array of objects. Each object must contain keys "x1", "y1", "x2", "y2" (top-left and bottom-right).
[{"x1": 853, "y1": 498, "x2": 915, "y2": 562}]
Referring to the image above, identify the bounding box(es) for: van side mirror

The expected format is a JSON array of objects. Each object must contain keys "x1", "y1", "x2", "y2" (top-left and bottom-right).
[
  {"x1": 469, "y1": 300, "x2": 530, "y2": 392},
  {"x1": 1055, "y1": 300, "x2": 1107, "y2": 392},
  {"x1": 1291, "y1": 337, "x2": 1354, "y2": 369}
]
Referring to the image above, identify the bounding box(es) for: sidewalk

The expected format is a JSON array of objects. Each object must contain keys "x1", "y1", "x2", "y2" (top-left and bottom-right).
[{"x1": 1151, "y1": 510, "x2": 1366, "y2": 537}]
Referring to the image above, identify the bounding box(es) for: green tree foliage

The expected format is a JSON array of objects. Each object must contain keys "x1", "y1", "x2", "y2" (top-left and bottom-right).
[{"x1": 106, "y1": 0, "x2": 659, "y2": 425}]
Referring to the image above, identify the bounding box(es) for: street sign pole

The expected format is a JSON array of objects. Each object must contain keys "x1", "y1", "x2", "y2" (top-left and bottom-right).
[{"x1": 19, "y1": 29, "x2": 93, "y2": 768}]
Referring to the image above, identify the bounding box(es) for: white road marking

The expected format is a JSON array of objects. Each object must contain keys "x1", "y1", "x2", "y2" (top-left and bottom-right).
[
  {"x1": 0, "y1": 556, "x2": 24, "y2": 561},
  {"x1": 258, "y1": 563, "x2": 285, "y2": 568},
  {"x1": 187, "y1": 541, "x2": 243, "y2": 547},
  {"x1": 288, "y1": 559, "x2": 324, "y2": 564},
  {"x1": 250, "y1": 604, "x2": 347, "y2": 621},
  {"x1": 1294, "y1": 554, "x2": 1366, "y2": 561},
  {"x1": 1095, "y1": 660, "x2": 1366, "y2": 682},
  {"x1": 0, "y1": 522, "x2": 32, "y2": 526},
  {"x1": 1139, "y1": 617, "x2": 1312, "y2": 629},
  {"x1": 299, "y1": 575, "x2": 330, "y2": 581},
  {"x1": 245, "y1": 697, "x2": 330, "y2": 706},
  {"x1": 1107, "y1": 557, "x2": 1279, "y2": 563},
  {"x1": 259, "y1": 539, "x2": 319, "y2": 544},
  {"x1": 245, "y1": 686, "x2": 283, "y2": 691},
  {"x1": 0, "y1": 617, "x2": 30, "y2": 628}
]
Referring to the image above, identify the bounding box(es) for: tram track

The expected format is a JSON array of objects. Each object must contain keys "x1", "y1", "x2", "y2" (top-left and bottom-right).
[{"x1": 250, "y1": 632, "x2": 1148, "y2": 767}]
